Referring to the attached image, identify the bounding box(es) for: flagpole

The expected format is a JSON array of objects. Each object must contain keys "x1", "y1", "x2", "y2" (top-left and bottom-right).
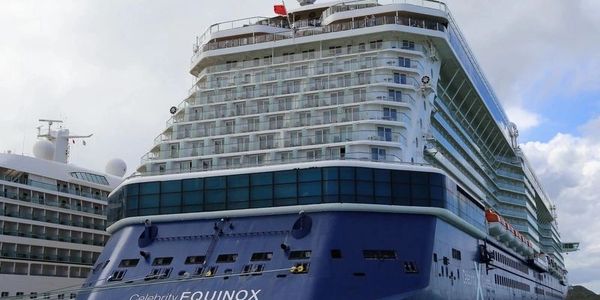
[{"x1": 282, "y1": 0, "x2": 293, "y2": 36}]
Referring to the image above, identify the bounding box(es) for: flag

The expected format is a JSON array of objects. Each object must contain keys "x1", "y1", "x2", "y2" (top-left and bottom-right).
[{"x1": 274, "y1": 3, "x2": 287, "y2": 15}]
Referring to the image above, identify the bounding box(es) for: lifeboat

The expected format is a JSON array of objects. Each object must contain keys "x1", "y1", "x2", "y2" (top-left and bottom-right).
[
  {"x1": 508, "y1": 228, "x2": 519, "y2": 247},
  {"x1": 516, "y1": 235, "x2": 527, "y2": 254},
  {"x1": 485, "y1": 210, "x2": 506, "y2": 237},
  {"x1": 485, "y1": 209, "x2": 537, "y2": 257}
]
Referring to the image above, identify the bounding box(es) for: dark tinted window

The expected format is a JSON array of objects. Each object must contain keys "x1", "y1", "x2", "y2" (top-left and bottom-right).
[
  {"x1": 161, "y1": 181, "x2": 181, "y2": 193},
  {"x1": 216, "y1": 254, "x2": 238, "y2": 263},
  {"x1": 140, "y1": 182, "x2": 159, "y2": 195},
  {"x1": 288, "y1": 250, "x2": 311, "y2": 260},
  {"x1": 182, "y1": 178, "x2": 203, "y2": 191},
  {"x1": 118, "y1": 259, "x2": 139, "y2": 268},
  {"x1": 152, "y1": 257, "x2": 173, "y2": 266},
  {"x1": 251, "y1": 252, "x2": 273, "y2": 261},
  {"x1": 184, "y1": 256, "x2": 206, "y2": 265}
]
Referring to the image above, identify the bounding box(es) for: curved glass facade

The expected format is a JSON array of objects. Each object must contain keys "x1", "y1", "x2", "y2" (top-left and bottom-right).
[{"x1": 108, "y1": 167, "x2": 485, "y2": 230}]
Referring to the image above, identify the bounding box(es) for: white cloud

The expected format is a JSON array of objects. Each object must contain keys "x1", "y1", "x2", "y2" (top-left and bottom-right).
[
  {"x1": 521, "y1": 117, "x2": 600, "y2": 291},
  {"x1": 505, "y1": 105, "x2": 542, "y2": 131},
  {"x1": 446, "y1": 0, "x2": 600, "y2": 132}
]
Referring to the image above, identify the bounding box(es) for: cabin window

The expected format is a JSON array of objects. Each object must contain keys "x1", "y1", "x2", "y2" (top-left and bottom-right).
[
  {"x1": 363, "y1": 250, "x2": 396, "y2": 260},
  {"x1": 251, "y1": 252, "x2": 273, "y2": 261},
  {"x1": 216, "y1": 254, "x2": 238, "y2": 263},
  {"x1": 152, "y1": 257, "x2": 173, "y2": 266},
  {"x1": 288, "y1": 250, "x2": 311, "y2": 260},
  {"x1": 118, "y1": 259, "x2": 139, "y2": 268}
]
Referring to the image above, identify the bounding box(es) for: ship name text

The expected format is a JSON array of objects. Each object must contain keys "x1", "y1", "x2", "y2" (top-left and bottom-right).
[{"x1": 129, "y1": 289, "x2": 262, "y2": 300}]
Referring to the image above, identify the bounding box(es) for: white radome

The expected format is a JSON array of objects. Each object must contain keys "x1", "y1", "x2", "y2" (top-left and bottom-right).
[
  {"x1": 105, "y1": 158, "x2": 127, "y2": 177},
  {"x1": 33, "y1": 140, "x2": 55, "y2": 160}
]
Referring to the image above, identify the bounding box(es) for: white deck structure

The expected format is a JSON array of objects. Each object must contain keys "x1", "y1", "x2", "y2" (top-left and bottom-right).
[{"x1": 0, "y1": 121, "x2": 123, "y2": 299}]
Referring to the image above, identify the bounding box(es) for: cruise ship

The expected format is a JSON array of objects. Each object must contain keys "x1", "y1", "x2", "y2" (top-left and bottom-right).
[
  {"x1": 78, "y1": 0, "x2": 577, "y2": 299},
  {"x1": 0, "y1": 120, "x2": 124, "y2": 299}
]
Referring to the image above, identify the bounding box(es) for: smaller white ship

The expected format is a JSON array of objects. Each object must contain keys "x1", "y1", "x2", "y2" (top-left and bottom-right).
[{"x1": 0, "y1": 120, "x2": 125, "y2": 299}]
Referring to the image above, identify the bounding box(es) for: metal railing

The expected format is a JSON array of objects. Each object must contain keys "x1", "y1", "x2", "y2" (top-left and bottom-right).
[
  {"x1": 142, "y1": 128, "x2": 408, "y2": 163},
  {"x1": 0, "y1": 176, "x2": 106, "y2": 201},
  {"x1": 155, "y1": 109, "x2": 411, "y2": 145},
  {"x1": 136, "y1": 150, "x2": 431, "y2": 177},
  {"x1": 193, "y1": 14, "x2": 445, "y2": 60}
]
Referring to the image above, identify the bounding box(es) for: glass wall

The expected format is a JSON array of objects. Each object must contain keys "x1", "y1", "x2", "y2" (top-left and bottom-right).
[{"x1": 108, "y1": 167, "x2": 485, "y2": 230}]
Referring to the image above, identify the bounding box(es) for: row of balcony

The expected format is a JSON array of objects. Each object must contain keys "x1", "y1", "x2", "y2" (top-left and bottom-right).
[
  {"x1": 1, "y1": 189, "x2": 105, "y2": 216},
  {"x1": 189, "y1": 88, "x2": 395, "y2": 119},
  {"x1": 0, "y1": 176, "x2": 107, "y2": 201},
  {"x1": 1, "y1": 229, "x2": 104, "y2": 247},
  {"x1": 0, "y1": 208, "x2": 105, "y2": 231},
  {"x1": 192, "y1": 71, "x2": 420, "y2": 102},
  {"x1": 195, "y1": 15, "x2": 445, "y2": 55},
  {"x1": 0, "y1": 250, "x2": 97, "y2": 266},
  {"x1": 194, "y1": 41, "x2": 424, "y2": 81},
  {"x1": 194, "y1": 54, "x2": 422, "y2": 91},
  {"x1": 145, "y1": 129, "x2": 407, "y2": 162},
  {"x1": 141, "y1": 149, "x2": 414, "y2": 176},
  {"x1": 161, "y1": 110, "x2": 411, "y2": 144},
  {"x1": 167, "y1": 89, "x2": 416, "y2": 128}
]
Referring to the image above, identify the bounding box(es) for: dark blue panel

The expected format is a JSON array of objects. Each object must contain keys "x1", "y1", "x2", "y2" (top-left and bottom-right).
[
  {"x1": 274, "y1": 183, "x2": 296, "y2": 198},
  {"x1": 374, "y1": 169, "x2": 390, "y2": 182},
  {"x1": 139, "y1": 194, "x2": 159, "y2": 208},
  {"x1": 322, "y1": 167, "x2": 338, "y2": 180},
  {"x1": 228, "y1": 187, "x2": 249, "y2": 202},
  {"x1": 299, "y1": 168, "x2": 321, "y2": 182},
  {"x1": 275, "y1": 170, "x2": 296, "y2": 184},
  {"x1": 227, "y1": 174, "x2": 249, "y2": 188},
  {"x1": 356, "y1": 167, "x2": 372, "y2": 181},
  {"x1": 160, "y1": 206, "x2": 181, "y2": 214},
  {"x1": 182, "y1": 191, "x2": 203, "y2": 206},
  {"x1": 251, "y1": 185, "x2": 272, "y2": 200},
  {"x1": 339, "y1": 167, "x2": 354, "y2": 180},
  {"x1": 140, "y1": 182, "x2": 159, "y2": 195},
  {"x1": 161, "y1": 180, "x2": 181, "y2": 193},
  {"x1": 392, "y1": 170, "x2": 410, "y2": 183},
  {"x1": 126, "y1": 184, "x2": 139, "y2": 196},
  {"x1": 429, "y1": 173, "x2": 444, "y2": 186},
  {"x1": 411, "y1": 172, "x2": 428, "y2": 184},
  {"x1": 412, "y1": 184, "x2": 429, "y2": 199},
  {"x1": 251, "y1": 172, "x2": 272, "y2": 185},
  {"x1": 299, "y1": 182, "x2": 321, "y2": 197},
  {"x1": 205, "y1": 177, "x2": 225, "y2": 189},
  {"x1": 126, "y1": 195, "x2": 138, "y2": 210},
  {"x1": 182, "y1": 178, "x2": 203, "y2": 191},
  {"x1": 161, "y1": 192, "x2": 181, "y2": 207}
]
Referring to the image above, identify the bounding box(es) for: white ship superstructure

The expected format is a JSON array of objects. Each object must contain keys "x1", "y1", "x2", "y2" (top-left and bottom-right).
[
  {"x1": 0, "y1": 121, "x2": 124, "y2": 299},
  {"x1": 74, "y1": 1, "x2": 575, "y2": 299},
  {"x1": 137, "y1": 0, "x2": 571, "y2": 272}
]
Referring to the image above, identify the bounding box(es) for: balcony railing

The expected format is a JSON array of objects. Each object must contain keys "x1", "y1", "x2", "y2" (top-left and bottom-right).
[
  {"x1": 136, "y1": 150, "x2": 431, "y2": 177},
  {"x1": 152, "y1": 109, "x2": 411, "y2": 145},
  {"x1": 0, "y1": 176, "x2": 107, "y2": 201},
  {"x1": 193, "y1": 14, "x2": 445, "y2": 60},
  {"x1": 141, "y1": 128, "x2": 408, "y2": 164}
]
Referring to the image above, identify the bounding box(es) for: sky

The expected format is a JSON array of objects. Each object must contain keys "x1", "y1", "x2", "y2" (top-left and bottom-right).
[{"x1": 1, "y1": 0, "x2": 600, "y2": 293}]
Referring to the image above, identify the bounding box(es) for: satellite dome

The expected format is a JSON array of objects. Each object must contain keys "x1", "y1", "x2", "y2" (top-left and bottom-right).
[
  {"x1": 33, "y1": 140, "x2": 55, "y2": 160},
  {"x1": 105, "y1": 158, "x2": 127, "y2": 177}
]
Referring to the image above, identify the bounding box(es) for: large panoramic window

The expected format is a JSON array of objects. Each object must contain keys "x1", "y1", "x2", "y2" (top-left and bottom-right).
[{"x1": 108, "y1": 167, "x2": 484, "y2": 231}]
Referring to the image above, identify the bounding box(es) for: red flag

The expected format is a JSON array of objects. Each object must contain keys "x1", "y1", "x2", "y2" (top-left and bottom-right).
[{"x1": 274, "y1": 4, "x2": 287, "y2": 15}]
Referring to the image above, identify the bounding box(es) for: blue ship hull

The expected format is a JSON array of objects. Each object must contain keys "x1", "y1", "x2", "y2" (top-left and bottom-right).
[{"x1": 78, "y1": 208, "x2": 566, "y2": 299}]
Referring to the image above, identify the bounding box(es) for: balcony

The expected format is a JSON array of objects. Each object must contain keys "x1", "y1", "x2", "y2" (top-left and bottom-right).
[{"x1": 194, "y1": 14, "x2": 445, "y2": 59}]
